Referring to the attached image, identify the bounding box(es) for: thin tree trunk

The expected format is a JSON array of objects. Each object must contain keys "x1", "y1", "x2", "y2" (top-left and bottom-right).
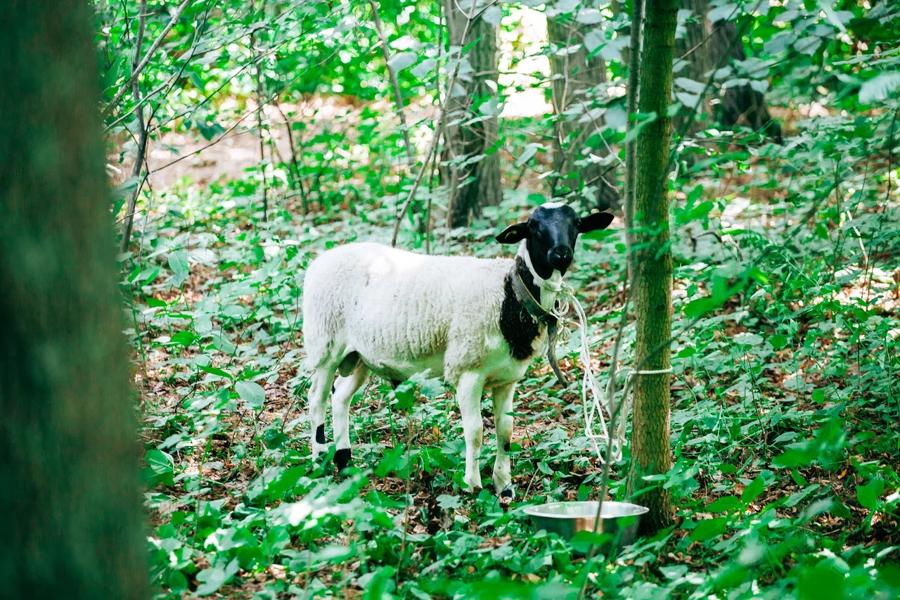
[
  {"x1": 626, "y1": 0, "x2": 677, "y2": 534},
  {"x1": 443, "y1": 0, "x2": 501, "y2": 228},
  {"x1": 121, "y1": 0, "x2": 149, "y2": 253},
  {"x1": 252, "y1": 2, "x2": 269, "y2": 221},
  {"x1": 0, "y1": 1, "x2": 147, "y2": 596},
  {"x1": 676, "y1": 0, "x2": 781, "y2": 140},
  {"x1": 547, "y1": 11, "x2": 619, "y2": 210},
  {"x1": 625, "y1": 0, "x2": 644, "y2": 282},
  {"x1": 711, "y1": 20, "x2": 782, "y2": 141}
]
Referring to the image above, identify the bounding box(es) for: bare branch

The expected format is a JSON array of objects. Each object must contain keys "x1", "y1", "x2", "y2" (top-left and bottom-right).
[
  {"x1": 106, "y1": 0, "x2": 193, "y2": 112},
  {"x1": 368, "y1": 0, "x2": 414, "y2": 164}
]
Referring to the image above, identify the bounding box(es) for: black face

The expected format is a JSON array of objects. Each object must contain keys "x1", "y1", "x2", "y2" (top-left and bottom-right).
[{"x1": 495, "y1": 204, "x2": 614, "y2": 279}]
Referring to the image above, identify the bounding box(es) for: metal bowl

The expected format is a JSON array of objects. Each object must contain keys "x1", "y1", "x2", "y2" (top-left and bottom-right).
[{"x1": 522, "y1": 501, "x2": 648, "y2": 550}]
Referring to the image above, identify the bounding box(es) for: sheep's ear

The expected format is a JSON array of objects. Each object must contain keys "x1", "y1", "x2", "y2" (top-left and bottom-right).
[
  {"x1": 577, "y1": 212, "x2": 614, "y2": 233},
  {"x1": 496, "y1": 222, "x2": 529, "y2": 244}
]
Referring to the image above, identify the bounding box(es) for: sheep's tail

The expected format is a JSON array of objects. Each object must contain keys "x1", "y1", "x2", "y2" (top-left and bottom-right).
[{"x1": 301, "y1": 253, "x2": 341, "y2": 372}]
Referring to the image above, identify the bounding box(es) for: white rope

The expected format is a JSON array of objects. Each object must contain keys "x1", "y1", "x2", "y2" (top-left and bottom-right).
[
  {"x1": 516, "y1": 242, "x2": 673, "y2": 463},
  {"x1": 556, "y1": 283, "x2": 672, "y2": 464}
]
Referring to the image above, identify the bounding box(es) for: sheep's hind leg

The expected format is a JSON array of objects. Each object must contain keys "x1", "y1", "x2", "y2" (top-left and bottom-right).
[
  {"x1": 456, "y1": 371, "x2": 486, "y2": 492},
  {"x1": 491, "y1": 382, "x2": 516, "y2": 503},
  {"x1": 308, "y1": 365, "x2": 336, "y2": 461},
  {"x1": 331, "y1": 361, "x2": 368, "y2": 473}
]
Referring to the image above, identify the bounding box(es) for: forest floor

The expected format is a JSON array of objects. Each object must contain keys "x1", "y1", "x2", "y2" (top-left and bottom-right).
[{"x1": 128, "y1": 108, "x2": 899, "y2": 599}]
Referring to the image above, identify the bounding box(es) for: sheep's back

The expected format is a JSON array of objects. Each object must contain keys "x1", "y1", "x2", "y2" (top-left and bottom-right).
[{"x1": 303, "y1": 242, "x2": 511, "y2": 370}]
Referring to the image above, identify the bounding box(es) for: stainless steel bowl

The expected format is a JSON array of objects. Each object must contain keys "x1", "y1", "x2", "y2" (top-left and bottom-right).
[{"x1": 522, "y1": 501, "x2": 648, "y2": 550}]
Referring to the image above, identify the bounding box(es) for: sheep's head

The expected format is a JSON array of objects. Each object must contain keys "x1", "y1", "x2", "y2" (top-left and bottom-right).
[{"x1": 495, "y1": 203, "x2": 614, "y2": 279}]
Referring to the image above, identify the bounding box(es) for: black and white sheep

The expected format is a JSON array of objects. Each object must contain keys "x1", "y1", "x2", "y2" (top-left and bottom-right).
[{"x1": 301, "y1": 203, "x2": 613, "y2": 496}]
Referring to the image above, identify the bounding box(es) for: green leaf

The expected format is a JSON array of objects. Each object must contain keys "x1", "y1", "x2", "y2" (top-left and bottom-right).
[
  {"x1": 388, "y1": 52, "x2": 416, "y2": 73},
  {"x1": 690, "y1": 517, "x2": 727, "y2": 542},
  {"x1": 584, "y1": 29, "x2": 604, "y2": 53},
  {"x1": 235, "y1": 380, "x2": 266, "y2": 411},
  {"x1": 769, "y1": 334, "x2": 788, "y2": 349},
  {"x1": 675, "y1": 92, "x2": 701, "y2": 109},
  {"x1": 772, "y1": 448, "x2": 813, "y2": 468},
  {"x1": 481, "y1": 5, "x2": 501, "y2": 26},
  {"x1": 733, "y1": 332, "x2": 763, "y2": 346},
  {"x1": 515, "y1": 143, "x2": 541, "y2": 167},
  {"x1": 674, "y1": 77, "x2": 705, "y2": 94},
  {"x1": 576, "y1": 8, "x2": 602, "y2": 24},
  {"x1": 168, "y1": 251, "x2": 189, "y2": 286},
  {"x1": 199, "y1": 364, "x2": 233, "y2": 379},
  {"x1": 797, "y1": 557, "x2": 846, "y2": 600},
  {"x1": 856, "y1": 478, "x2": 884, "y2": 510},
  {"x1": 143, "y1": 449, "x2": 174, "y2": 487},
  {"x1": 705, "y1": 495, "x2": 741, "y2": 513},
  {"x1": 195, "y1": 558, "x2": 239, "y2": 596},
  {"x1": 437, "y1": 494, "x2": 461, "y2": 509},
  {"x1": 708, "y1": 4, "x2": 736, "y2": 23},
  {"x1": 170, "y1": 330, "x2": 196, "y2": 347},
  {"x1": 741, "y1": 476, "x2": 766, "y2": 504},
  {"x1": 859, "y1": 72, "x2": 900, "y2": 104}
]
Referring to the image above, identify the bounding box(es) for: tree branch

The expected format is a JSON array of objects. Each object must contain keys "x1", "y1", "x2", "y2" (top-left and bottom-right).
[{"x1": 106, "y1": 0, "x2": 193, "y2": 112}]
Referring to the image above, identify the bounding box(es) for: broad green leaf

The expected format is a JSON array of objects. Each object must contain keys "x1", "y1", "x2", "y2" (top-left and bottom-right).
[
  {"x1": 584, "y1": 29, "x2": 604, "y2": 53},
  {"x1": 733, "y1": 332, "x2": 763, "y2": 346},
  {"x1": 143, "y1": 449, "x2": 174, "y2": 487},
  {"x1": 195, "y1": 558, "x2": 239, "y2": 596},
  {"x1": 859, "y1": 72, "x2": 900, "y2": 104},
  {"x1": 235, "y1": 380, "x2": 266, "y2": 410},
  {"x1": 856, "y1": 479, "x2": 884, "y2": 510},
  {"x1": 437, "y1": 494, "x2": 461, "y2": 509},
  {"x1": 388, "y1": 52, "x2": 416, "y2": 73},
  {"x1": 576, "y1": 8, "x2": 601, "y2": 24},
  {"x1": 481, "y1": 5, "x2": 501, "y2": 26},
  {"x1": 741, "y1": 475, "x2": 766, "y2": 504},
  {"x1": 674, "y1": 77, "x2": 705, "y2": 94},
  {"x1": 708, "y1": 4, "x2": 736, "y2": 23},
  {"x1": 706, "y1": 495, "x2": 741, "y2": 513},
  {"x1": 690, "y1": 517, "x2": 727, "y2": 542}
]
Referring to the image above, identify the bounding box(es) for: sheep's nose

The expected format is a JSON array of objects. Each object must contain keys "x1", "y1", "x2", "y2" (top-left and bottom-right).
[{"x1": 548, "y1": 245, "x2": 573, "y2": 270}]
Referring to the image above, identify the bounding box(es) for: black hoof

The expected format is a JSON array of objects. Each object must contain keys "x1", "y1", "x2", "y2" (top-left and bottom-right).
[
  {"x1": 334, "y1": 448, "x2": 351, "y2": 472},
  {"x1": 315, "y1": 424, "x2": 327, "y2": 445},
  {"x1": 499, "y1": 488, "x2": 514, "y2": 509}
]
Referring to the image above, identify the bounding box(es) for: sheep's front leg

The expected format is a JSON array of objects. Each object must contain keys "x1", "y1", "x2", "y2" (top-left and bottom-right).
[
  {"x1": 456, "y1": 371, "x2": 485, "y2": 491},
  {"x1": 491, "y1": 382, "x2": 515, "y2": 500}
]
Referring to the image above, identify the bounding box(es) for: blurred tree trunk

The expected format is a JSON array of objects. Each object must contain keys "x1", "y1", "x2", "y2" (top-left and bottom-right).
[
  {"x1": 676, "y1": 0, "x2": 781, "y2": 140},
  {"x1": 0, "y1": 1, "x2": 148, "y2": 597},
  {"x1": 626, "y1": 0, "x2": 677, "y2": 534},
  {"x1": 443, "y1": 0, "x2": 502, "y2": 228},
  {"x1": 547, "y1": 10, "x2": 619, "y2": 210}
]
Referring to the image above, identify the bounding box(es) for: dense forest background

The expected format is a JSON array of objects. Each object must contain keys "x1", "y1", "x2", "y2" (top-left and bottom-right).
[{"x1": 35, "y1": 0, "x2": 899, "y2": 597}]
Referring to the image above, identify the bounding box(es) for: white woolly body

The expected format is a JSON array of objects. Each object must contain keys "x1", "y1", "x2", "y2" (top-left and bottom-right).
[{"x1": 302, "y1": 242, "x2": 543, "y2": 386}]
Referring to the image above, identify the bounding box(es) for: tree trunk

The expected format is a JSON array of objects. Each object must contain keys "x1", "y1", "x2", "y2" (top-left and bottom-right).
[
  {"x1": 0, "y1": 2, "x2": 148, "y2": 597},
  {"x1": 443, "y1": 0, "x2": 502, "y2": 228},
  {"x1": 547, "y1": 9, "x2": 620, "y2": 211},
  {"x1": 711, "y1": 20, "x2": 782, "y2": 141},
  {"x1": 626, "y1": 0, "x2": 677, "y2": 534},
  {"x1": 676, "y1": 0, "x2": 781, "y2": 140}
]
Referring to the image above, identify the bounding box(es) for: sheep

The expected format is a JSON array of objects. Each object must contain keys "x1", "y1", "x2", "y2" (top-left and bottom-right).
[{"x1": 301, "y1": 203, "x2": 614, "y2": 498}]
